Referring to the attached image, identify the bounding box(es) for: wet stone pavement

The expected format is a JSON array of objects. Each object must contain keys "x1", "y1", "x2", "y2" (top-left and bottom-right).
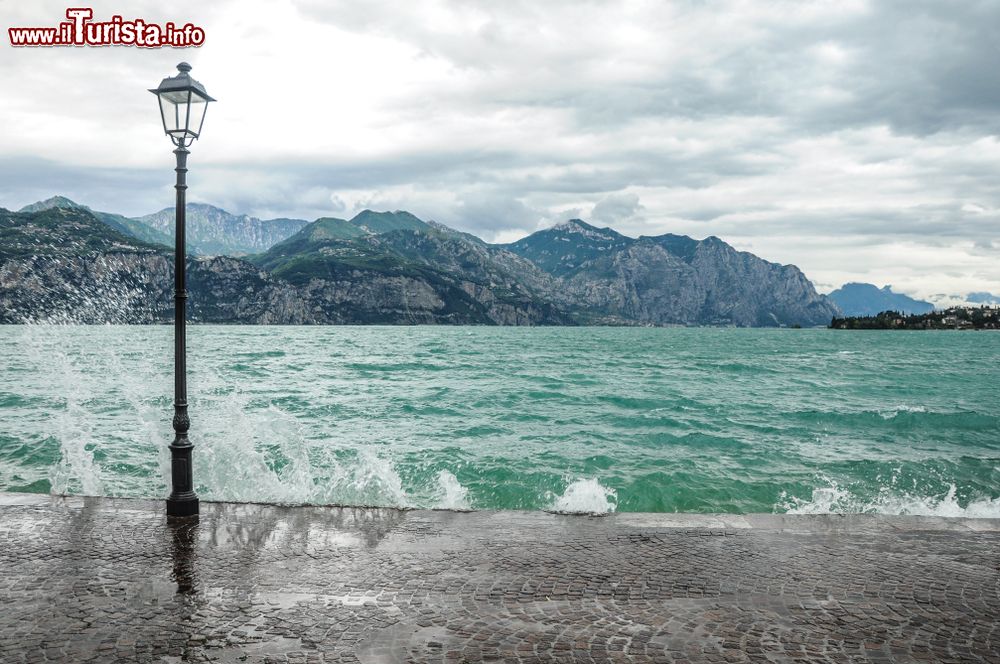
[{"x1": 0, "y1": 494, "x2": 998, "y2": 663}]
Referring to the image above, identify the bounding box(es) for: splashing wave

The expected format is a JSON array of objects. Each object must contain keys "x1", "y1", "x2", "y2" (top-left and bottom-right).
[
  {"x1": 549, "y1": 478, "x2": 617, "y2": 513},
  {"x1": 778, "y1": 480, "x2": 1000, "y2": 518}
]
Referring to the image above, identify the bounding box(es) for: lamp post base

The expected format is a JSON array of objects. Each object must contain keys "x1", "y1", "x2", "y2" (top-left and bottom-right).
[{"x1": 166, "y1": 495, "x2": 199, "y2": 518}]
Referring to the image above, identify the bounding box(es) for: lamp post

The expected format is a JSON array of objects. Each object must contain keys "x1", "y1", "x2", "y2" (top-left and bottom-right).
[{"x1": 150, "y1": 62, "x2": 215, "y2": 518}]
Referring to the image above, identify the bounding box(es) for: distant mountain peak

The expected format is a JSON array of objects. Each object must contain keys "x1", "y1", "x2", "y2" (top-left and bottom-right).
[
  {"x1": 828, "y1": 282, "x2": 933, "y2": 316},
  {"x1": 503, "y1": 218, "x2": 636, "y2": 278},
  {"x1": 347, "y1": 209, "x2": 428, "y2": 234},
  {"x1": 185, "y1": 202, "x2": 232, "y2": 213},
  {"x1": 351, "y1": 209, "x2": 423, "y2": 221},
  {"x1": 19, "y1": 195, "x2": 85, "y2": 213},
  {"x1": 966, "y1": 291, "x2": 1000, "y2": 305},
  {"x1": 551, "y1": 219, "x2": 622, "y2": 239},
  {"x1": 552, "y1": 218, "x2": 590, "y2": 230},
  {"x1": 303, "y1": 216, "x2": 364, "y2": 242},
  {"x1": 134, "y1": 205, "x2": 310, "y2": 255}
]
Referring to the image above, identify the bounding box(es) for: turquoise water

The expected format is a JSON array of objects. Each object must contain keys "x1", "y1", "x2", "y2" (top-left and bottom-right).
[{"x1": 1, "y1": 325, "x2": 998, "y2": 515}]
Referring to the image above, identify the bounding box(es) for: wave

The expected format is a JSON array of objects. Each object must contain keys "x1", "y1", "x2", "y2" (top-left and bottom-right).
[
  {"x1": 548, "y1": 478, "x2": 617, "y2": 513},
  {"x1": 778, "y1": 480, "x2": 1000, "y2": 518},
  {"x1": 23, "y1": 327, "x2": 105, "y2": 497},
  {"x1": 434, "y1": 470, "x2": 470, "y2": 510},
  {"x1": 877, "y1": 404, "x2": 926, "y2": 419},
  {"x1": 785, "y1": 407, "x2": 998, "y2": 431}
]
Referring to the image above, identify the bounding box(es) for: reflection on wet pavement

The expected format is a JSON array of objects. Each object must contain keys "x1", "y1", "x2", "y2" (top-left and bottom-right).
[{"x1": 0, "y1": 494, "x2": 998, "y2": 663}]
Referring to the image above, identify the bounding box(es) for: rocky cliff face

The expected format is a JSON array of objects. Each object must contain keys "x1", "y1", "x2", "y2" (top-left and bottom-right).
[
  {"x1": 505, "y1": 220, "x2": 839, "y2": 327},
  {"x1": 0, "y1": 210, "x2": 302, "y2": 324},
  {"x1": 134, "y1": 204, "x2": 309, "y2": 256}
]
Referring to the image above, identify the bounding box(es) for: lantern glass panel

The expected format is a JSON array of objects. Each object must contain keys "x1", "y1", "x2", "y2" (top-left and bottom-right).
[{"x1": 188, "y1": 92, "x2": 210, "y2": 137}]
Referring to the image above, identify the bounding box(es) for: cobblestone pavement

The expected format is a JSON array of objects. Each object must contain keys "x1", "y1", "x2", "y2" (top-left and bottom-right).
[{"x1": 0, "y1": 494, "x2": 998, "y2": 663}]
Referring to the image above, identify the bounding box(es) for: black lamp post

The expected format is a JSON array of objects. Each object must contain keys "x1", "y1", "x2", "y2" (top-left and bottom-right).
[{"x1": 150, "y1": 62, "x2": 215, "y2": 518}]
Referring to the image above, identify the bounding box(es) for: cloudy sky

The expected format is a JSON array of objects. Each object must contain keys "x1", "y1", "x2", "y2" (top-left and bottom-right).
[{"x1": 2, "y1": 0, "x2": 999, "y2": 299}]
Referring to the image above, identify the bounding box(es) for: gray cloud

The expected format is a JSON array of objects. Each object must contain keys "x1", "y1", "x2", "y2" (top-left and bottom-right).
[
  {"x1": 293, "y1": 0, "x2": 1000, "y2": 136},
  {"x1": 591, "y1": 193, "x2": 644, "y2": 226},
  {"x1": 0, "y1": 157, "x2": 167, "y2": 215},
  {"x1": 449, "y1": 193, "x2": 543, "y2": 240}
]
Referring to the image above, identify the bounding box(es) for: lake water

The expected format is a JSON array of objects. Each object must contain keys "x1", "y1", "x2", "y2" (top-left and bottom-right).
[{"x1": 1, "y1": 325, "x2": 998, "y2": 516}]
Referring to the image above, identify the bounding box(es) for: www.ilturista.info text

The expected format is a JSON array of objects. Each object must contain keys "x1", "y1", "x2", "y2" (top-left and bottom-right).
[{"x1": 9, "y1": 8, "x2": 205, "y2": 48}]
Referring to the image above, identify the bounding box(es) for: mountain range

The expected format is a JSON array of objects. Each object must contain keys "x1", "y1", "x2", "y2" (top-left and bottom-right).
[
  {"x1": 826, "y1": 283, "x2": 935, "y2": 317},
  {"x1": 1, "y1": 196, "x2": 845, "y2": 326},
  {"x1": 18, "y1": 196, "x2": 309, "y2": 256},
  {"x1": 135, "y1": 204, "x2": 309, "y2": 256},
  {"x1": 967, "y1": 292, "x2": 1000, "y2": 305}
]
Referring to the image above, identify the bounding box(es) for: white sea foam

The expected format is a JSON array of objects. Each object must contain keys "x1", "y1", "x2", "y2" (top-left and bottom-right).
[
  {"x1": 878, "y1": 404, "x2": 927, "y2": 419},
  {"x1": 193, "y1": 395, "x2": 316, "y2": 504},
  {"x1": 779, "y1": 481, "x2": 1000, "y2": 518},
  {"x1": 434, "y1": 470, "x2": 471, "y2": 510},
  {"x1": 23, "y1": 326, "x2": 104, "y2": 496},
  {"x1": 335, "y1": 449, "x2": 411, "y2": 507},
  {"x1": 49, "y1": 397, "x2": 103, "y2": 496},
  {"x1": 550, "y1": 478, "x2": 617, "y2": 513},
  {"x1": 192, "y1": 385, "x2": 413, "y2": 507}
]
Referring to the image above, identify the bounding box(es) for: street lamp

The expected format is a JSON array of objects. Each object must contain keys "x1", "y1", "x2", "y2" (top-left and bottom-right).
[{"x1": 150, "y1": 62, "x2": 215, "y2": 518}]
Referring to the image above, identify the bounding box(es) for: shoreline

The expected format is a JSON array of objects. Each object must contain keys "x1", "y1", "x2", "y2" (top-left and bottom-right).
[{"x1": 3, "y1": 491, "x2": 998, "y2": 530}]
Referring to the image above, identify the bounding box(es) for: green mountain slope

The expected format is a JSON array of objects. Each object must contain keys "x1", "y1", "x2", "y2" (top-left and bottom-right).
[
  {"x1": 504, "y1": 219, "x2": 632, "y2": 277},
  {"x1": 349, "y1": 210, "x2": 429, "y2": 234},
  {"x1": 17, "y1": 196, "x2": 173, "y2": 248},
  {"x1": 252, "y1": 213, "x2": 570, "y2": 324},
  {"x1": 1, "y1": 205, "x2": 164, "y2": 259}
]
